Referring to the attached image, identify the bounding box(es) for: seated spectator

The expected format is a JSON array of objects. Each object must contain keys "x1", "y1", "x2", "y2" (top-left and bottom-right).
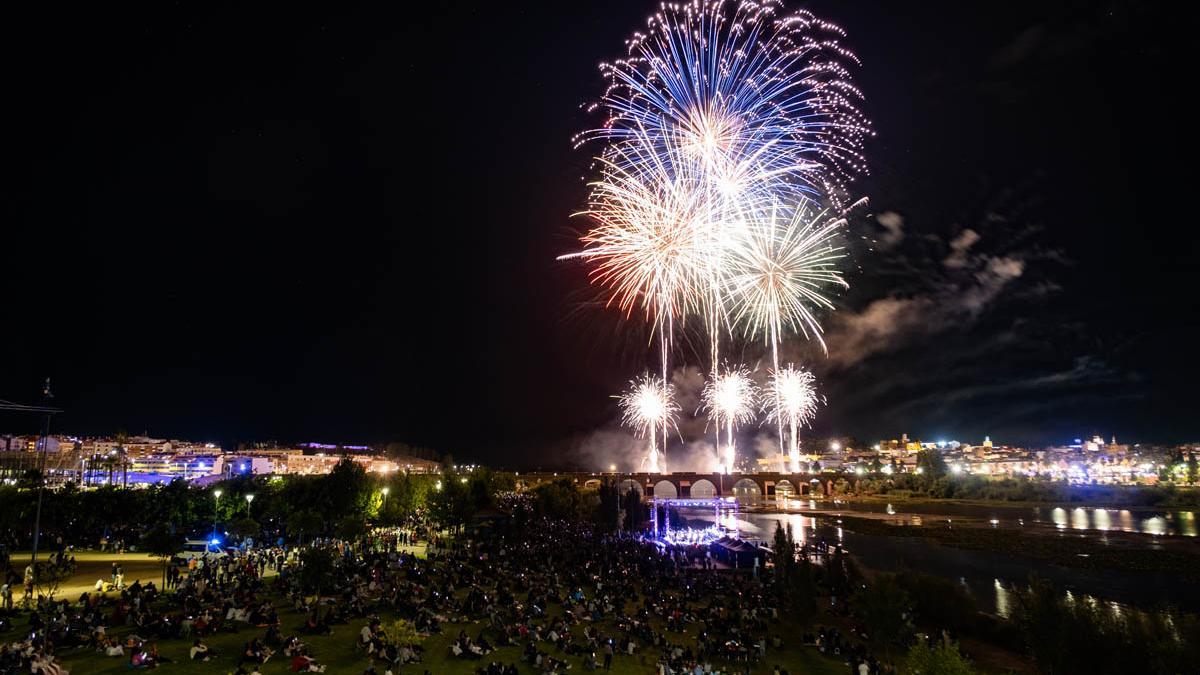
[{"x1": 190, "y1": 639, "x2": 212, "y2": 661}]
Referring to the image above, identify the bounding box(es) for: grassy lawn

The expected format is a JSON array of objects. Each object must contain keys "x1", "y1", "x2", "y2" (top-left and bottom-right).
[
  {"x1": 12, "y1": 547, "x2": 849, "y2": 675},
  {"x1": 38, "y1": 613, "x2": 849, "y2": 674}
]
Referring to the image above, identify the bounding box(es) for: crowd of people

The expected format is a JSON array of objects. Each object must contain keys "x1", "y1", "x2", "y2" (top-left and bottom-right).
[{"x1": 0, "y1": 511, "x2": 885, "y2": 674}]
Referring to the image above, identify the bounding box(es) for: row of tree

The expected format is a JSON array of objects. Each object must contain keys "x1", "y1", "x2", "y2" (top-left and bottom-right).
[{"x1": 0, "y1": 460, "x2": 515, "y2": 551}]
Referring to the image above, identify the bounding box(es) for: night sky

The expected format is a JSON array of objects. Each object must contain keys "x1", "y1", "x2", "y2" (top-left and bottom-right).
[{"x1": 2, "y1": 2, "x2": 1194, "y2": 466}]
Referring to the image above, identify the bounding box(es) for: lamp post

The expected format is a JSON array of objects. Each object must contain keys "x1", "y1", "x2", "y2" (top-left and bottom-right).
[
  {"x1": 212, "y1": 489, "x2": 222, "y2": 541},
  {"x1": 381, "y1": 486, "x2": 390, "y2": 510},
  {"x1": 245, "y1": 493, "x2": 255, "y2": 517}
]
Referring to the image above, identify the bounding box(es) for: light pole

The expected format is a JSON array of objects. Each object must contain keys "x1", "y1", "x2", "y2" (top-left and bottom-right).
[
  {"x1": 212, "y1": 489, "x2": 223, "y2": 541},
  {"x1": 608, "y1": 465, "x2": 619, "y2": 532},
  {"x1": 4, "y1": 379, "x2": 62, "y2": 564},
  {"x1": 381, "y1": 486, "x2": 390, "y2": 512},
  {"x1": 245, "y1": 493, "x2": 255, "y2": 517}
]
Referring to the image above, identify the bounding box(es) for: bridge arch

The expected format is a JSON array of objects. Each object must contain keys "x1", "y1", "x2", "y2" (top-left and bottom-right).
[
  {"x1": 653, "y1": 480, "x2": 678, "y2": 499},
  {"x1": 618, "y1": 479, "x2": 643, "y2": 498},
  {"x1": 731, "y1": 478, "x2": 761, "y2": 505},
  {"x1": 775, "y1": 479, "x2": 796, "y2": 499},
  {"x1": 689, "y1": 478, "x2": 716, "y2": 498}
]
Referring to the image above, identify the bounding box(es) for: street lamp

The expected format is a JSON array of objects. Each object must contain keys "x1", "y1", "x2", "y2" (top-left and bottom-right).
[
  {"x1": 245, "y1": 493, "x2": 255, "y2": 516},
  {"x1": 212, "y1": 490, "x2": 223, "y2": 540},
  {"x1": 381, "y1": 486, "x2": 390, "y2": 508}
]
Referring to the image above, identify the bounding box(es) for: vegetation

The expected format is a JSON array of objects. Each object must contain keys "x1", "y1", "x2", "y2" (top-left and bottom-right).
[
  {"x1": 0, "y1": 459, "x2": 505, "y2": 548},
  {"x1": 855, "y1": 472, "x2": 1200, "y2": 508},
  {"x1": 139, "y1": 523, "x2": 181, "y2": 586},
  {"x1": 901, "y1": 639, "x2": 976, "y2": 675},
  {"x1": 854, "y1": 575, "x2": 913, "y2": 659},
  {"x1": 1012, "y1": 576, "x2": 1200, "y2": 674}
]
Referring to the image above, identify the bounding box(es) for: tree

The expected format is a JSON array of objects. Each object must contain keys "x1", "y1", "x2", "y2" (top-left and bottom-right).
[
  {"x1": 287, "y1": 510, "x2": 324, "y2": 544},
  {"x1": 790, "y1": 555, "x2": 819, "y2": 622},
  {"x1": 230, "y1": 518, "x2": 260, "y2": 543},
  {"x1": 429, "y1": 473, "x2": 476, "y2": 529},
  {"x1": 531, "y1": 479, "x2": 586, "y2": 520},
  {"x1": 595, "y1": 479, "x2": 621, "y2": 531},
  {"x1": 855, "y1": 574, "x2": 912, "y2": 659},
  {"x1": 902, "y1": 639, "x2": 975, "y2": 675},
  {"x1": 337, "y1": 514, "x2": 367, "y2": 541},
  {"x1": 916, "y1": 449, "x2": 948, "y2": 479},
  {"x1": 297, "y1": 546, "x2": 337, "y2": 595},
  {"x1": 771, "y1": 522, "x2": 794, "y2": 580},
  {"x1": 30, "y1": 561, "x2": 72, "y2": 602},
  {"x1": 320, "y1": 459, "x2": 371, "y2": 523},
  {"x1": 622, "y1": 488, "x2": 647, "y2": 531},
  {"x1": 140, "y1": 524, "x2": 180, "y2": 588}
]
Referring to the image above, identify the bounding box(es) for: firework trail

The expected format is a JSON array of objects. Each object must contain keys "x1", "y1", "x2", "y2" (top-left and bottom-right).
[
  {"x1": 763, "y1": 365, "x2": 821, "y2": 472},
  {"x1": 701, "y1": 366, "x2": 758, "y2": 473},
  {"x1": 618, "y1": 373, "x2": 679, "y2": 472},
  {"x1": 725, "y1": 200, "x2": 846, "y2": 455},
  {"x1": 577, "y1": 0, "x2": 871, "y2": 210}
]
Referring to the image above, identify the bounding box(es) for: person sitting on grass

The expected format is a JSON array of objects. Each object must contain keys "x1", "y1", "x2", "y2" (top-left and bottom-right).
[
  {"x1": 301, "y1": 609, "x2": 332, "y2": 635},
  {"x1": 289, "y1": 645, "x2": 327, "y2": 672},
  {"x1": 189, "y1": 638, "x2": 213, "y2": 661},
  {"x1": 128, "y1": 644, "x2": 153, "y2": 669},
  {"x1": 242, "y1": 636, "x2": 273, "y2": 664}
]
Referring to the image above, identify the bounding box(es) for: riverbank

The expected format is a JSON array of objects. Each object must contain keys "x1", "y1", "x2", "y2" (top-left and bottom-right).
[
  {"x1": 833, "y1": 514, "x2": 1200, "y2": 581},
  {"x1": 826, "y1": 493, "x2": 1200, "y2": 512}
]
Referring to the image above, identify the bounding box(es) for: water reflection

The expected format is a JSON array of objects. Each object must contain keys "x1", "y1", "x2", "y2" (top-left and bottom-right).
[
  {"x1": 681, "y1": 508, "x2": 1200, "y2": 615},
  {"x1": 1051, "y1": 507, "x2": 1068, "y2": 529},
  {"x1": 994, "y1": 579, "x2": 1011, "y2": 619},
  {"x1": 1142, "y1": 516, "x2": 1167, "y2": 536},
  {"x1": 1181, "y1": 512, "x2": 1197, "y2": 537},
  {"x1": 1071, "y1": 507, "x2": 1089, "y2": 530},
  {"x1": 786, "y1": 499, "x2": 1196, "y2": 536}
]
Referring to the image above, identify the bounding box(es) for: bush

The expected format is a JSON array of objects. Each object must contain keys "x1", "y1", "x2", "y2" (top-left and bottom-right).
[{"x1": 902, "y1": 639, "x2": 975, "y2": 675}]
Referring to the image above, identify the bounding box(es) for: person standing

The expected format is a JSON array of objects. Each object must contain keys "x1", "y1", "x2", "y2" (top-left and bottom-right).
[{"x1": 603, "y1": 640, "x2": 613, "y2": 670}]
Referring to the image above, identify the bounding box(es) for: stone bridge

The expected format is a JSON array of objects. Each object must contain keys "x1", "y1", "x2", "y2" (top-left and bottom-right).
[{"x1": 517, "y1": 471, "x2": 858, "y2": 502}]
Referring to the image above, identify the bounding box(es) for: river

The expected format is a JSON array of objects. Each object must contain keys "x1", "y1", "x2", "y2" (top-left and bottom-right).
[
  {"x1": 675, "y1": 503, "x2": 1200, "y2": 616},
  {"x1": 782, "y1": 498, "x2": 1199, "y2": 537}
]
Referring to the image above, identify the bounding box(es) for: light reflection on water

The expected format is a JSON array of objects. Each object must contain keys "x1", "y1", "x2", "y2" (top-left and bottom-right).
[
  {"x1": 1143, "y1": 516, "x2": 1167, "y2": 536},
  {"x1": 1071, "y1": 507, "x2": 1089, "y2": 530},
  {"x1": 678, "y1": 507, "x2": 1200, "y2": 615},
  {"x1": 1051, "y1": 507, "x2": 1068, "y2": 529},
  {"x1": 1032, "y1": 506, "x2": 1195, "y2": 537},
  {"x1": 994, "y1": 579, "x2": 1011, "y2": 618},
  {"x1": 778, "y1": 499, "x2": 1197, "y2": 536}
]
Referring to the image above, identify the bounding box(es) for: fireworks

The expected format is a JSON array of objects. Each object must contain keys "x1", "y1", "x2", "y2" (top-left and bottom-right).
[
  {"x1": 579, "y1": 0, "x2": 871, "y2": 210},
  {"x1": 563, "y1": 0, "x2": 866, "y2": 364},
  {"x1": 564, "y1": 1, "x2": 869, "y2": 473},
  {"x1": 702, "y1": 366, "x2": 758, "y2": 473},
  {"x1": 618, "y1": 374, "x2": 679, "y2": 472},
  {"x1": 725, "y1": 202, "x2": 848, "y2": 362},
  {"x1": 764, "y1": 366, "x2": 821, "y2": 472}
]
